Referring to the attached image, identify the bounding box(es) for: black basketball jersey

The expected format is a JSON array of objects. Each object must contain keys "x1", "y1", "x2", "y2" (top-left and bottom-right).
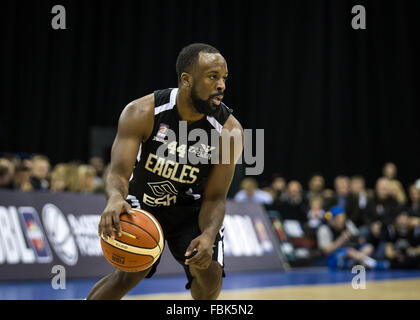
[{"x1": 128, "y1": 88, "x2": 232, "y2": 212}]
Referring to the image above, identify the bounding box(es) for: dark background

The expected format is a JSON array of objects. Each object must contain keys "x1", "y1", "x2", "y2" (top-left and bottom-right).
[{"x1": 1, "y1": 0, "x2": 419, "y2": 190}]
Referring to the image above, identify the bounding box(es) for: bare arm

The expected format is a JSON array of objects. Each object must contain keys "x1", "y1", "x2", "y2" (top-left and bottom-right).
[
  {"x1": 98, "y1": 94, "x2": 155, "y2": 239},
  {"x1": 185, "y1": 115, "x2": 244, "y2": 269},
  {"x1": 322, "y1": 231, "x2": 351, "y2": 256}
]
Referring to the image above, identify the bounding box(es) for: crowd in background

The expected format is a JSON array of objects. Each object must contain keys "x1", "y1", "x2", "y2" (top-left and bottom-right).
[
  {"x1": 234, "y1": 163, "x2": 420, "y2": 270},
  {"x1": 2, "y1": 152, "x2": 420, "y2": 270},
  {"x1": 0, "y1": 153, "x2": 108, "y2": 194}
]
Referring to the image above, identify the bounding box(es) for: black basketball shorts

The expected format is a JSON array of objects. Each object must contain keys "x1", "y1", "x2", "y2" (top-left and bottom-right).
[{"x1": 126, "y1": 195, "x2": 226, "y2": 290}]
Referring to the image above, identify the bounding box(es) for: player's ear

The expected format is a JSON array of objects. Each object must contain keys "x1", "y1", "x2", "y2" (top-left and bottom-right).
[{"x1": 180, "y1": 72, "x2": 192, "y2": 88}]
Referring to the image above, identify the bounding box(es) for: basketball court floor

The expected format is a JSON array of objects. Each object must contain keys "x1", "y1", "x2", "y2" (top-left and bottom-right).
[{"x1": 1, "y1": 267, "x2": 420, "y2": 300}]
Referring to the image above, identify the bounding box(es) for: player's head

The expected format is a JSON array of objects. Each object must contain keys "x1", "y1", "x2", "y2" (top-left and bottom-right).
[{"x1": 176, "y1": 43, "x2": 228, "y2": 116}]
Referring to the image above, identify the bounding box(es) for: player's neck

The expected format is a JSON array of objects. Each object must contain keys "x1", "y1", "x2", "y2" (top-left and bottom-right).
[{"x1": 176, "y1": 89, "x2": 206, "y2": 123}]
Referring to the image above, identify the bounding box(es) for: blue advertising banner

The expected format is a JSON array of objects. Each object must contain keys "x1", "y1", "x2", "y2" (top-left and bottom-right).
[{"x1": 0, "y1": 190, "x2": 287, "y2": 280}]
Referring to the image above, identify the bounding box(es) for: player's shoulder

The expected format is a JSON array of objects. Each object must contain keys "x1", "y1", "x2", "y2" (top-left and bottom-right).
[
  {"x1": 117, "y1": 93, "x2": 155, "y2": 140},
  {"x1": 122, "y1": 93, "x2": 155, "y2": 120},
  {"x1": 222, "y1": 114, "x2": 244, "y2": 138}
]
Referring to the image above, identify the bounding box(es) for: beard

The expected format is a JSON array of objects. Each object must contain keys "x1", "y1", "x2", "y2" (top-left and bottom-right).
[{"x1": 190, "y1": 86, "x2": 219, "y2": 117}]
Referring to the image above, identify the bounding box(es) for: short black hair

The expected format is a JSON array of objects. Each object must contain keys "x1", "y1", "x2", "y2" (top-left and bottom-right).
[{"x1": 176, "y1": 43, "x2": 220, "y2": 82}]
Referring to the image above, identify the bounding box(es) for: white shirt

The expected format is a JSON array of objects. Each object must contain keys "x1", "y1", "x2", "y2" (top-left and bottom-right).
[{"x1": 234, "y1": 189, "x2": 273, "y2": 205}]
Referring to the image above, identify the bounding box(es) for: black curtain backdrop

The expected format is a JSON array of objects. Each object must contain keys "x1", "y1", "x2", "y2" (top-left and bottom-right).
[{"x1": 1, "y1": 0, "x2": 419, "y2": 189}]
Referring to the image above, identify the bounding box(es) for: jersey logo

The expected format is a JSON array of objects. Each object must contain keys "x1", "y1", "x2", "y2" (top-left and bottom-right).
[
  {"x1": 188, "y1": 144, "x2": 216, "y2": 160},
  {"x1": 143, "y1": 180, "x2": 178, "y2": 207},
  {"x1": 147, "y1": 180, "x2": 178, "y2": 197}
]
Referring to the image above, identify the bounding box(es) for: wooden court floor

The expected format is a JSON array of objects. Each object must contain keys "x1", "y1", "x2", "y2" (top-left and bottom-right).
[{"x1": 127, "y1": 278, "x2": 420, "y2": 300}]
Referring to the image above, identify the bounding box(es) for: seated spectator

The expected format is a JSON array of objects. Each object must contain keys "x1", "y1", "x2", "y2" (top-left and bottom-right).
[
  {"x1": 65, "y1": 162, "x2": 82, "y2": 192},
  {"x1": 278, "y1": 180, "x2": 308, "y2": 223},
  {"x1": 382, "y1": 162, "x2": 398, "y2": 180},
  {"x1": 372, "y1": 177, "x2": 400, "y2": 226},
  {"x1": 345, "y1": 175, "x2": 375, "y2": 228},
  {"x1": 77, "y1": 165, "x2": 97, "y2": 193},
  {"x1": 50, "y1": 163, "x2": 69, "y2": 192},
  {"x1": 0, "y1": 158, "x2": 15, "y2": 189},
  {"x1": 385, "y1": 210, "x2": 420, "y2": 269},
  {"x1": 234, "y1": 177, "x2": 273, "y2": 205},
  {"x1": 359, "y1": 219, "x2": 387, "y2": 260},
  {"x1": 305, "y1": 173, "x2": 325, "y2": 203},
  {"x1": 324, "y1": 175, "x2": 351, "y2": 209},
  {"x1": 263, "y1": 173, "x2": 286, "y2": 202},
  {"x1": 89, "y1": 156, "x2": 105, "y2": 188},
  {"x1": 407, "y1": 184, "x2": 420, "y2": 220},
  {"x1": 306, "y1": 196, "x2": 325, "y2": 231},
  {"x1": 13, "y1": 164, "x2": 33, "y2": 191},
  {"x1": 389, "y1": 179, "x2": 407, "y2": 206},
  {"x1": 317, "y1": 206, "x2": 389, "y2": 270},
  {"x1": 30, "y1": 154, "x2": 50, "y2": 190}
]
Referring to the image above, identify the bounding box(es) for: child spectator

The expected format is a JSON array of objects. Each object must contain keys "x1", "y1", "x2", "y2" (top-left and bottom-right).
[{"x1": 307, "y1": 196, "x2": 325, "y2": 231}]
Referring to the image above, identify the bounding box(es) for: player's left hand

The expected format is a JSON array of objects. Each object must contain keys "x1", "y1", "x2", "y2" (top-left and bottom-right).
[{"x1": 184, "y1": 233, "x2": 214, "y2": 269}]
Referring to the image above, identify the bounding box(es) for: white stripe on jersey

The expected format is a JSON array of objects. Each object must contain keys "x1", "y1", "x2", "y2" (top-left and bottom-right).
[
  {"x1": 206, "y1": 115, "x2": 223, "y2": 133},
  {"x1": 154, "y1": 88, "x2": 178, "y2": 115}
]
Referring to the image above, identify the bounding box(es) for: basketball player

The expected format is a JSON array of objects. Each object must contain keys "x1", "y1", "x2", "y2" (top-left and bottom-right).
[{"x1": 87, "y1": 43, "x2": 243, "y2": 300}]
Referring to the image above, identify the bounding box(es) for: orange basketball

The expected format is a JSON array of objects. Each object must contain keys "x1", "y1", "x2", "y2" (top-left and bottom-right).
[{"x1": 100, "y1": 208, "x2": 164, "y2": 272}]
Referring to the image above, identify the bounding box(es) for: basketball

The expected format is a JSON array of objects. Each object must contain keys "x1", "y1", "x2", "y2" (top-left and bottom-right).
[{"x1": 100, "y1": 208, "x2": 164, "y2": 272}]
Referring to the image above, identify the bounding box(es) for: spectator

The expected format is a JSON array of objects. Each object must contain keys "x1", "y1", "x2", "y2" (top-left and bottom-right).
[
  {"x1": 359, "y1": 220, "x2": 387, "y2": 260},
  {"x1": 407, "y1": 184, "x2": 420, "y2": 226},
  {"x1": 382, "y1": 162, "x2": 397, "y2": 180},
  {"x1": 278, "y1": 180, "x2": 308, "y2": 223},
  {"x1": 372, "y1": 177, "x2": 400, "y2": 226},
  {"x1": 50, "y1": 163, "x2": 69, "y2": 192},
  {"x1": 65, "y1": 162, "x2": 81, "y2": 192},
  {"x1": 324, "y1": 175, "x2": 351, "y2": 210},
  {"x1": 317, "y1": 206, "x2": 389, "y2": 270},
  {"x1": 345, "y1": 175, "x2": 375, "y2": 228},
  {"x1": 30, "y1": 154, "x2": 50, "y2": 190},
  {"x1": 265, "y1": 173, "x2": 286, "y2": 201},
  {"x1": 0, "y1": 158, "x2": 15, "y2": 189},
  {"x1": 385, "y1": 211, "x2": 420, "y2": 269},
  {"x1": 234, "y1": 177, "x2": 273, "y2": 205},
  {"x1": 13, "y1": 164, "x2": 33, "y2": 191},
  {"x1": 89, "y1": 156, "x2": 105, "y2": 187},
  {"x1": 305, "y1": 173, "x2": 325, "y2": 203},
  {"x1": 77, "y1": 165, "x2": 97, "y2": 193},
  {"x1": 306, "y1": 195, "x2": 325, "y2": 231},
  {"x1": 407, "y1": 184, "x2": 420, "y2": 216},
  {"x1": 388, "y1": 179, "x2": 407, "y2": 206}
]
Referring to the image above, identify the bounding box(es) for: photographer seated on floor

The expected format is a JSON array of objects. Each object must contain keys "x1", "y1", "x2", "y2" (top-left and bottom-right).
[
  {"x1": 317, "y1": 206, "x2": 390, "y2": 270},
  {"x1": 385, "y1": 210, "x2": 420, "y2": 269}
]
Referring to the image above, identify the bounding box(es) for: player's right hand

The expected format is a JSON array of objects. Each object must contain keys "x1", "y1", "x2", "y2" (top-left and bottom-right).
[{"x1": 98, "y1": 196, "x2": 133, "y2": 240}]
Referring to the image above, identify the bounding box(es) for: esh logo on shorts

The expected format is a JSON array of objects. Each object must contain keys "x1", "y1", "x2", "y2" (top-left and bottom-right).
[{"x1": 143, "y1": 180, "x2": 179, "y2": 207}]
